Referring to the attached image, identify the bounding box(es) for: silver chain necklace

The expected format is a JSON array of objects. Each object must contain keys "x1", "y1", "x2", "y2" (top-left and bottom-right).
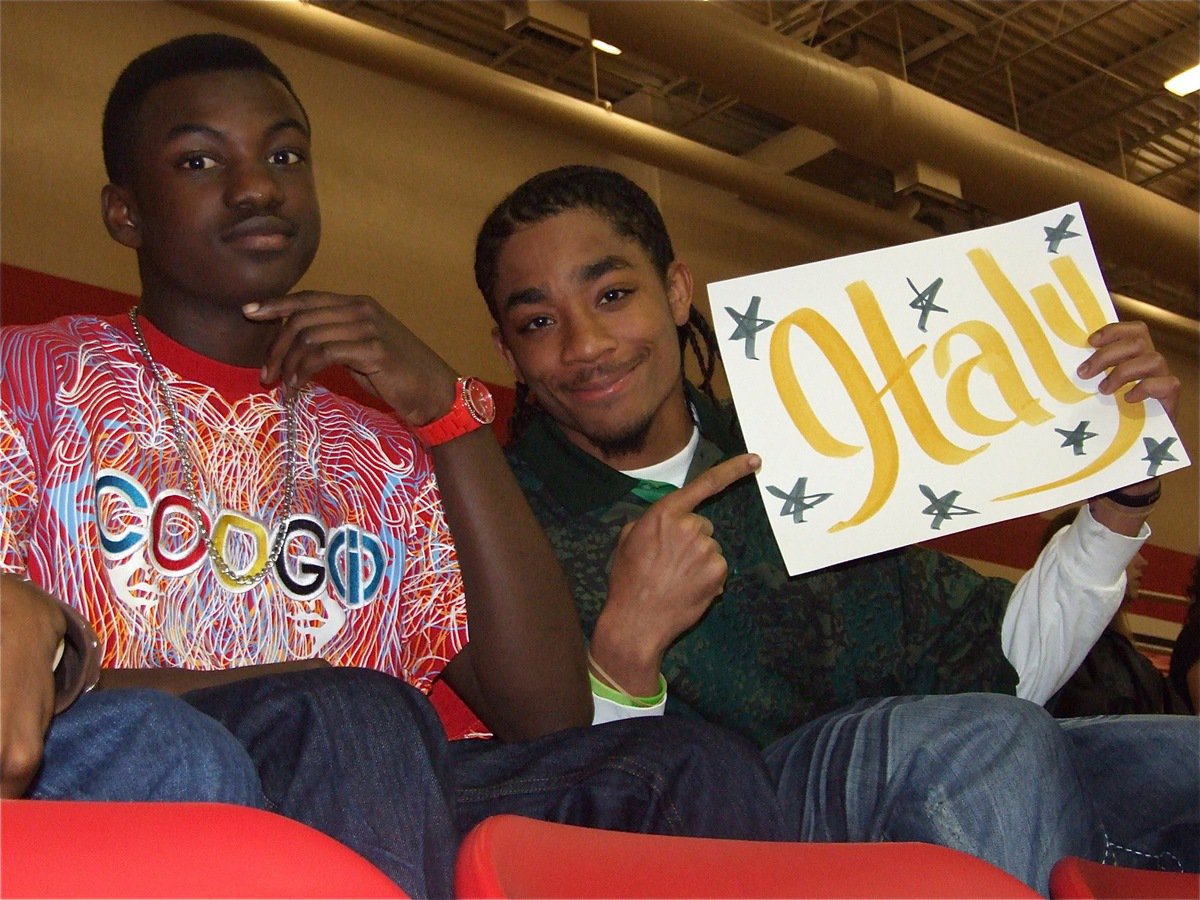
[{"x1": 128, "y1": 306, "x2": 299, "y2": 588}]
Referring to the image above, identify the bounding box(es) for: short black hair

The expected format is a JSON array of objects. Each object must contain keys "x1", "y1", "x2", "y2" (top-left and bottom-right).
[
  {"x1": 102, "y1": 33, "x2": 307, "y2": 185},
  {"x1": 474, "y1": 165, "x2": 675, "y2": 319}
]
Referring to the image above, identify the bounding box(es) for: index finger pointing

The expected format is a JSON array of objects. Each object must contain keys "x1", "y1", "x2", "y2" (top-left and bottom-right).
[{"x1": 657, "y1": 453, "x2": 761, "y2": 514}]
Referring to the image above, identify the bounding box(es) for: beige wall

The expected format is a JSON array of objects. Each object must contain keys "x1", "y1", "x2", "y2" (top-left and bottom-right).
[{"x1": 3, "y1": 1, "x2": 1196, "y2": 554}]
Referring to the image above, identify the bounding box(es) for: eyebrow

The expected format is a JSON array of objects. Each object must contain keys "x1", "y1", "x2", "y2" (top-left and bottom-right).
[
  {"x1": 163, "y1": 116, "x2": 310, "y2": 143},
  {"x1": 501, "y1": 254, "x2": 634, "y2": 312}
]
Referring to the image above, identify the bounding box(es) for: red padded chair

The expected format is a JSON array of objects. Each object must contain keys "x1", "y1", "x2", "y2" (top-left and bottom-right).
[
  {"x1": 1049, "y1": 855, "x2": 1199, "y2": 899},
  {"x1": 454, "y1": 814, "x2": 1039, "y2": 898},
  {"x1": 0, "y1": 799, "x2": 407, "y2": 898}
]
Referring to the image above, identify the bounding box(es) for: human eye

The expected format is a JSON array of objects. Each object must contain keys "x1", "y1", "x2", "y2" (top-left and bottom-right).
[
  {"x1": 177, "y1": 153, "x2": 218, "y2": 171},
  {"x1": 598, "y1": 287, "x2": 633, "y2": 305},
  {"x1": 517, "y1": 314, "x2": 555, "y2": 334},
  {"x1": 268, "y1": 148, "x2": 305, "y2": 166}
]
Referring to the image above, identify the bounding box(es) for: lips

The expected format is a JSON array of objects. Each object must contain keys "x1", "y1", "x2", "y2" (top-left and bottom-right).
[
  {"x1": 564, "y1": 358, "x2": 641, "y2": 402},
  {"x1": 222, "y1": 215, "x2": 297, "y2": 251}
]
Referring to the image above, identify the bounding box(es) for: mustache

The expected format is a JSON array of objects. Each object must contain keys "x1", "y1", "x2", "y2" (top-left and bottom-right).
[
  {"x1": 558, "y1": 357, "x2": 642, "y2": 391},
  {"x1": 222, "y1": 213, "x2": 297, "y2": 240}
]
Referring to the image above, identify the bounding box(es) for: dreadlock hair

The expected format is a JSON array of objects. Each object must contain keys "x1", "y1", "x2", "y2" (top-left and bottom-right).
[
  {"x1": 474, "y1": 165, "x2": 722, "y2": 441},
  {"x1": 103, "y1": 33, "x2": 308, "y2": 186}
]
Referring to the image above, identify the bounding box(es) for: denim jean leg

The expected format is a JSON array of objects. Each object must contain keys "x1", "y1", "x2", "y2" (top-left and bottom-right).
[
  {"x1": 183, "y1": 667, "x2": 458, "y2": 899},
  {"x1": 1059, "y1": 713, "x2": 1200, "y2": 873},
  {"x1": 29, "y1": 688, "x2": 264, "y2": 806},
  {"x1": 763, "y1": 693, "x2": 1102, "y2": 894},
  {"x1": 451, "y1": 716, "x2": 783, "y2": 841}
]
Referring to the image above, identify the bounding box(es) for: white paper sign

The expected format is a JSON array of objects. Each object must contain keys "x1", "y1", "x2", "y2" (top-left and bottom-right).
[{"x1": 708, "y1": 204, "x2": 1190, "y2": 576}]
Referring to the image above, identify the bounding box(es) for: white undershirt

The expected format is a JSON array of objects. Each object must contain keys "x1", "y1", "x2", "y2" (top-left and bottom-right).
[
  {"x1": 593, "y1": 426, "x2": 1144, "y2": 722},
  {"x1": 621, "y1": 426, "x2": 700, "y2": 488}
]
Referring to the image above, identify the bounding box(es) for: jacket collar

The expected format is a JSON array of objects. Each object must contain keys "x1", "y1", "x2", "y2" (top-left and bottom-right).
[{"x1": 510, "y1": 382, "x2": 745, "y2": 515}]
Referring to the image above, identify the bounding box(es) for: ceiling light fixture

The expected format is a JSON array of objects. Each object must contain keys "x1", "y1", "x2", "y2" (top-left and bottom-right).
[
  {"x1": 591, "y1": 38, "x2": 622, "y2": 56},
  {"x1": 1164, "y1": 63, "x2": 1200, "y2": 96}
]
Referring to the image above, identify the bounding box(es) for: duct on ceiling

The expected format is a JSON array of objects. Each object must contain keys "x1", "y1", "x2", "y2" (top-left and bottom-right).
[
  {"x1": 185, "y1": 0, "x2": 929, "y2": 255},
  {"x1": 579, "y1": 1, "x2": 1199, "y2": 299},
  {"x1": 185, "y1": 1, "x2": 1196, "y2": 342}
]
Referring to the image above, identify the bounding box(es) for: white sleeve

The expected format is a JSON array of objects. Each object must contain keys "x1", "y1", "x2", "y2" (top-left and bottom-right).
[
  {"x1": 591, "y1": 691, "x2": 666, "y2": 724},
  {"x1": 1002, "y1": 503, "x2": 1148, "y2": 704}
]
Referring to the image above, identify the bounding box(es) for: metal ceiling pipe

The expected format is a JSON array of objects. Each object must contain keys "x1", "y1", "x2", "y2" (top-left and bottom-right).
[
  {"x1": 183, "y1": 1, "x2": 1197, "y2": 342},
  {"x1": 1112, "y1": 293, "x2": 1200, "y2": 350},
  {"x1": 182, "y1": 0, "x2": 930, "y2": 254},
  {"x1": 581, "y1": 1, "x2": 1199, "y2": 294}
]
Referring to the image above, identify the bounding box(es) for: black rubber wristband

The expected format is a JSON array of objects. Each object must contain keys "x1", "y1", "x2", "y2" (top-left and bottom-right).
[{"x1": 1103, "y1": 479, "x2": 1161, "y2": 508}]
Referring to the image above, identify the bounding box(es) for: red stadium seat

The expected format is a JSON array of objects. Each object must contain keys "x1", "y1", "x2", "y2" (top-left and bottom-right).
[
  {"x1": 454, "y1": 814, "x2": 1039, "y2": 898},
  {"x1": 0, "y1": 799, "x2": 407, "y2": 898},
  {"x1": 1049, "y1": 855, "x2": 1199, "y2": 899}
]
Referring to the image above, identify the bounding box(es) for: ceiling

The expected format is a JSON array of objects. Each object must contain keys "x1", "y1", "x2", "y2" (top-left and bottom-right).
[{"x1": 313, "y1": 0, "x2": 1199, "y2": 317}]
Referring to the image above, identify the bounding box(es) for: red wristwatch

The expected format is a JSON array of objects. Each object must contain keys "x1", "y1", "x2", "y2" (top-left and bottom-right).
[{"x1": 413, "y1": 377, "x2": 496, "y2": 447}]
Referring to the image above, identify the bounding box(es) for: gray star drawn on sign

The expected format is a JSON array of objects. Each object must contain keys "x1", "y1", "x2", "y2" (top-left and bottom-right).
[
  {"x1": 725, "y1": 295, "x2": 774, "y2": 360},
  {"x1": 1141, "y1": 436, "x2": 1179, "y2": 477},
  {"x1": 766, "y1": 477, "x2": 831, "y2": 524},
  {"x1": 1055, "y1": 420, "x2": 1098, "y2": 456},
  {"x1": 1043, "y1": 213, "x2": 1080, "y2": 254},
  {"x1": 906, "y1": 276, "x2": 947, "y2": 333},
  {"x1": 918, "y1": 484, "x2": 978, "y2": 531}
]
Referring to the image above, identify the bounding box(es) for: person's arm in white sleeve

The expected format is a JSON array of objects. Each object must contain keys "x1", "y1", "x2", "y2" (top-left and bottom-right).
[
  {"x1": 1003, "y1": 319, "x2": 1180, "y2": 703},
  {"x1": 1002, "y1": 503, "x2": 1148, "y2": 703}
]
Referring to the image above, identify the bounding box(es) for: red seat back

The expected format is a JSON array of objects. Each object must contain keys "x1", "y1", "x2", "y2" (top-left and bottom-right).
[
  {"x1": 0, "y1": 799, "x2": 407, "y2": 898},
  {"x1": 1049, "y1": 855, "x2": 1200, "y2": 899},
  {"x1": 454, "y1": 814, "x2": 1039, "y2": 898}
]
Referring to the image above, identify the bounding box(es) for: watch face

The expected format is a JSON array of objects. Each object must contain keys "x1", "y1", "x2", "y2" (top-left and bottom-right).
[{"x1": 464, "y1": 378, "x2": 496, "y2": 424}]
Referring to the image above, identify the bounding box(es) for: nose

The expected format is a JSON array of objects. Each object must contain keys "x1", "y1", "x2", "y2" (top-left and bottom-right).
[
  {"x1": 224, "y1": 159, "x2": 283, "y2": 211},
  {"x1": 561, "y1": 309, "x2": 617, "y2": 364}
]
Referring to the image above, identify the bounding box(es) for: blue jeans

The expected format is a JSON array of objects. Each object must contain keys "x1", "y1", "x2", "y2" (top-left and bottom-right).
[
  {"x1": 764, "y1": 693, "x2": 1199, "y2": 895},
  {"x1": 183, "y1": 667, "x2": 458, "y2": 898},
  {"x1": 451, "y1": 715, "x2": 783, "y2": 841},
  {"x1": 180, "y1": 668, "x2": 781, "y2": 897},
  {"x1": 29, "y1": 688, "x2": 264, "y2": 805}
]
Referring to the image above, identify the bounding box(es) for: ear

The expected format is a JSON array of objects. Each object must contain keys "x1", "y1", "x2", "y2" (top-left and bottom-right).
[
  {"x1": 491, "y1": 325, "x2": 525, "y2": 384},
  {"x1": 665, "y1": 260, "x2": 694, "y2": 327},
  {"x1": 101, "y1": 183, "x2": 142, "y2": 249}
]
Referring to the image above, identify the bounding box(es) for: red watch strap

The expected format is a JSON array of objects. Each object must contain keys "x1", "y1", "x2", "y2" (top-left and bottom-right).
[{"x1": 413, "y1": 377, "x2": 494, "y2": 447}]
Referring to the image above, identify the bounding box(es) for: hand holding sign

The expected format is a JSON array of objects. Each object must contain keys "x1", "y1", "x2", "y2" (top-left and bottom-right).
[
  {"x1": 1082, "y1": 321, "x2": 1180, "y2": 420},
  {"x1": 590, "y1": 453, "x2": 761, "y2": 696}
]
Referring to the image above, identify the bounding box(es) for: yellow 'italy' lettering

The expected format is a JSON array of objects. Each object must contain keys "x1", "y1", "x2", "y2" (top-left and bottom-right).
[
  {"x1": 770, "y1": 307, "x2": 897, "y2": 531},
  {"x1": 969, "y1": 249, "x2": 1090, "y2": 404},
  {"x1": 933, "y1": 321, "x2": 1053, "y2": 437},
  {"x1": 1030, "y1": 256, "x2": 1109, "y2": 347}
]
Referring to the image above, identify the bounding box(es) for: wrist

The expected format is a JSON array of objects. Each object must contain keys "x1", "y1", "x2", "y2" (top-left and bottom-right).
[
  {"x1": 587, "y1": 647, "x2": 666, "y2": 706},
  {"x1": 53, "y1": 601, "x2": 101, "y2": 713},
  {"x1": 1102, "y1": 477, "x2": 1161, "y2": 507},
  {"x1": 589, "y1": 620, "x2": 664, "y2": 697},
  {"x1": 412, "y1": 376, "x2": 495, "y2": 447},
  {"x1": 411, "y1": 376, "x2": 459, "y2": 427}
]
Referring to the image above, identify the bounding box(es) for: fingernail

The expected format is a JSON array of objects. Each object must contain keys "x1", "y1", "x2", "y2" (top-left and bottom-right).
[
  {"x1": 260, "y1": 366, "x2": 270, "y2": 383},
  {"x1": 243, "y1": 302, "x2": 260, "y2": 314},
  {"x1": 1077, "y1": 363, "x2": 1089, "y2": 377}
]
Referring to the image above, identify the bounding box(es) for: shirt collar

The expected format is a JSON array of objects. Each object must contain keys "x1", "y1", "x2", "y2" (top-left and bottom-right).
[
  {"x1": 107, "y1": 312, "x2": 269, "y2": 401},
  {"x1": 510, "y1": 382, "x2": 746, "y2": 515}
]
